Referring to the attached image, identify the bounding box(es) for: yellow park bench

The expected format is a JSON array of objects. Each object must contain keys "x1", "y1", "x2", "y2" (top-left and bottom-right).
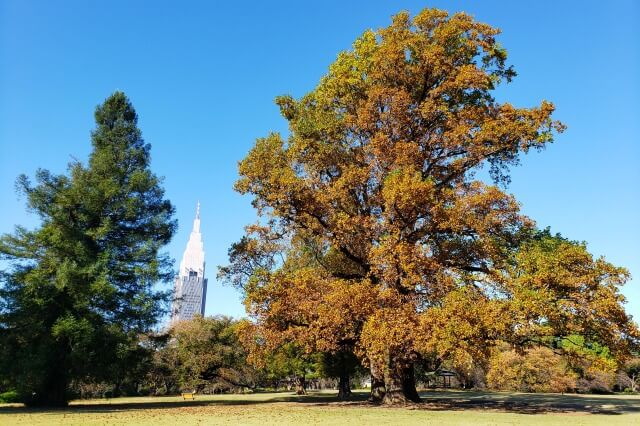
[{"x1": 181, "y1": 392, "x2": 196, "y2": 400}]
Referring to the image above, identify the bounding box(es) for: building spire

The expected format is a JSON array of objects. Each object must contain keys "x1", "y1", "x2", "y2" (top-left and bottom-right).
[{"x1": 193, "y1": 201, "x2": 201, "y2": 233}]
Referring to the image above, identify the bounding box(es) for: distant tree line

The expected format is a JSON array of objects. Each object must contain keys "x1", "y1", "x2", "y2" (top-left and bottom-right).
[
  {"x1": 57, "y1": 315, "x2": 369, "y2": 399},
  {"x1": 11, "y1": 315, "x2": 640, "y2": 401}
]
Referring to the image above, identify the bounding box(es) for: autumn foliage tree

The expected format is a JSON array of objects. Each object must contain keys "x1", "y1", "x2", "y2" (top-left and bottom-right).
[
  {"x1": 220, "y1": 8, "x2": 638, "y2": 403},
  {"x1": 486, "y1": 346, "x2": 576, "y2": 393},
  {"x1": 165, "y1": 316, "x2": 259, "y2": 393},
  {"x1": 620, "y1": 358, "x2": 640, "y2": 393}
]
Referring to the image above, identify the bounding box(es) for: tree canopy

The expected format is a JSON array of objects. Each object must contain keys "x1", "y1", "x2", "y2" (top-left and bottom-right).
[
  {"x1": 220, "y1": 8, "x2": 638, "y2": 403},
  {"x1": 0, "y1": 92, "x2": 176, "y2": 406},
  {"x1": 167, "y1": 316, "x2": 259, "y2": 392}
]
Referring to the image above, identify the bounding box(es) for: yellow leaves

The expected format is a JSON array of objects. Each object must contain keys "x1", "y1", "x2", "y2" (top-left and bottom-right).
[
  {"x1": 230, "y1": 6, "x2": 599, "y2": 376},
  {"x1": 451, "y1": 63, "x2": 493, "y2": 90},
  {"x1": 369, "y1": 235, "x2": 442, "y2": 293},
  {"x1": 319, "y1": 30, "x2": 377, "y2": 105},
  {"x1": 487, "y1": 347, "x2": 577, "y2": 393},
  {"x1": 323, "y1": 164, "x2": 369, "y2": 212},
  {"x1": 501, "y1": 232, "x2": 639, "y2": 357},
  {"x1": 352, "y1": 29, "x2": 378, "y2": 61},
  {"x1": 245, "y1": 261, "x2": 380, "y2": 356},
  {"x1": 311, "y1": 279, "x2": 377, "y2": 352},
  {"x1": 236, "y1": 133, "x2": 300, "y2": 212},
  {"x1": 381, "y1": 166, "x2": 434, "y2": 219},
  {"x1": 413, "y1": 8, "x2": 449, "y2": 33},
  {"x1": 416, "y1": 286, "x2": 507, "y2": 364},
  {"x1": 360, "y1": 302, "x2": 419, "y2": 366}
]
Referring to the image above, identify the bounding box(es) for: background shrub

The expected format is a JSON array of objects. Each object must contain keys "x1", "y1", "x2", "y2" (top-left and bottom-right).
[{"x1": 0, "y1": 390, "x2": 20, "y2": 403}]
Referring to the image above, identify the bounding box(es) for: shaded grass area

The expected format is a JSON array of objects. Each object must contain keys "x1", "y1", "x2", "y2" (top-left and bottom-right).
[{"x1": 1, "y1": 390, "x2": 639, "y2": 425}]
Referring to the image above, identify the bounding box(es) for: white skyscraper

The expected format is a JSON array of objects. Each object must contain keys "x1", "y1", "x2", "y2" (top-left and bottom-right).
[{"x1": 171, "y1": 202, "x2": 208, "y2": 323}]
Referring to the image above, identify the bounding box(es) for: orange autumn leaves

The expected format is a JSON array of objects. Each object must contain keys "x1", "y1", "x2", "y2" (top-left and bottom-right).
[{"x1": 222, "y1": 7, "x2": 637, "y2": 399}]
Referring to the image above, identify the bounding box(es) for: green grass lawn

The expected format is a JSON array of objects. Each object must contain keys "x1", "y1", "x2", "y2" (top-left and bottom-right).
[{"x1": 1, "y1": 390, "x2": 639, "y2": 425}]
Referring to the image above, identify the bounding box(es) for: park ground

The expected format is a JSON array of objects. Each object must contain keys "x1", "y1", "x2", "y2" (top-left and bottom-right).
[{"x1": 1, "y1": 390, "x2": 639, "y2": 425}]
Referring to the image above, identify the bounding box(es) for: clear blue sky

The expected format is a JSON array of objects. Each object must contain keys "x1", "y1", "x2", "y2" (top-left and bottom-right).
[{"x1": 1, "y1": 1, "x2": 638, "y2": 322}]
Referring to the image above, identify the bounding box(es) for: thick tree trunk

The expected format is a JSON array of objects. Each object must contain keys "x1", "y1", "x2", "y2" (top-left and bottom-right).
[
  {"x1": 401, "y1": 363, "x2": 421, "y2": 402},
  {"x1": 383, "y1": 363, "x2": 407, "y2": 404},
  {"x1": 337, "y1": 372, "x2": 352, "y2": 399},
  {"x1": 294, "y1": 376, "x2": 306, "y2": 395},
  {"x1": 113, "y1": 381, "x2": 122, "y2": 398},
  {"x1": 368, "y1": 363, "x2": 386, "y2": 403},
  {"x1": 26, "y1": 368, "x2": 69, "y2": 407},
  {"x1": 383, "y1": 358, "x2": 420, "y2": 404}
]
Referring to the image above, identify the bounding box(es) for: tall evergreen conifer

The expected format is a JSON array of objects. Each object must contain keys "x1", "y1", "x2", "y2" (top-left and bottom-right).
[{"x1": 0, "y1": 92, "x2": 176, "y2": 406}]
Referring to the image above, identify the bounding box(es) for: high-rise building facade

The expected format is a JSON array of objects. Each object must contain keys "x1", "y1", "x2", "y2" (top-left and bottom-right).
[{"x1": 171, "y1": 202, "x2": 207, "y2": 323}]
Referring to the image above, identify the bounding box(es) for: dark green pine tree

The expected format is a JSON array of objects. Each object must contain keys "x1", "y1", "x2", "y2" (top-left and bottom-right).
[{"x1": 0, "y1": 92, "x2": 176, "y2": 406}]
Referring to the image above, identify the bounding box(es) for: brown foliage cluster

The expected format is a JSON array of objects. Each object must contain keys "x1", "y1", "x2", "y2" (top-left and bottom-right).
[{"x1": 486, "y1": 346, "x2": 576, "y2": 393}]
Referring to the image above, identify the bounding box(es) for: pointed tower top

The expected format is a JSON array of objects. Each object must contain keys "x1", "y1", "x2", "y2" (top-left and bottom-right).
[
  {"x1": 179, "y1": 201, "x2": 205, "y2": 277},
  {"x1": 193, "y1": 201, "x2": 201, "y2": 233}
]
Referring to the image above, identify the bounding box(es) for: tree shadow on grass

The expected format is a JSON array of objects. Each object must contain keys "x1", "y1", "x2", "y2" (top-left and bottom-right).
[
  {"x1": 413, "y1": 390, "x2": 640, "y2": 415},
  {"x1": 0, "y1": 390, "x2": 638, "y2": 416},
  {"x1": 0, "y1": 391, "x2": 365, "y2": 415}
]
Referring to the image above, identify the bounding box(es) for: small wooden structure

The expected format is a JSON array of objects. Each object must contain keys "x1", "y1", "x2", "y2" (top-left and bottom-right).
[
  {"x1": 181, "y1": 392, "x2": 196, "y2": 400},
  {"x1": 425, "y1": 369, "x2": 457, "y2": 388},
  {"x1": 436, "y1": 370, "x2": 456, "y2": 388}
]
